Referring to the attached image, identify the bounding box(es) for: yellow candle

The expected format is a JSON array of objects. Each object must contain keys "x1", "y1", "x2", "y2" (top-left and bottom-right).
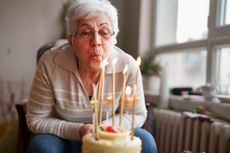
[
  {"x1": 131, "y1": 57, "x2": 141, "y2": 140},
  {"x1": 131, "y1": 84, "x2": 137, "y2": 140},
  {"x1": 90, "y1": 100, "x2": 98, "y2": 139},
  {"x1": 106, "y1": 96, "x2": 112, "y2": 124},
  {"x1": 111, "y1": 58, "x2": 117, "y2": 126},
  {"x1": 98, "y1": 59, "x2": 108, "y2": 125},
  {"x1": 136, "y1": 56, "x2": 141, "y2": 85},
  {"x1": 92, "y1": 84, "x2": 98, "y2": 139},
  {"x1": 119, "y1": 64, "x2": 128, "y2": 126}
]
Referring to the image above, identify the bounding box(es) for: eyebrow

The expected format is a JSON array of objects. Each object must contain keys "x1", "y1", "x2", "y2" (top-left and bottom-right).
[{"x1": 78, "y1": 22, "x2": 110, "y2": 28}]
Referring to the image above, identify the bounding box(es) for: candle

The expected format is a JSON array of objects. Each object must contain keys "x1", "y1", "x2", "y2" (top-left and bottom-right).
[
  {"x1": 92, "y1": 84, "x2": 98, "y2": 139},
  {"x1": 119, "y1": 64, "x2": 128, "y2": 126},
  {"x1": 123, "y1": 86, "x2": 132, "y2": 117},
  {"x1": 136, "y1": 56, "x2": 141, "y2": 85},
  {"x1": 111, "y1": 58, "x2": 117, "y2": 126},
  {"x1": 131, "y1": 57, "x2": 141, "y2": 140},
  {"x1": 106, "y1": 96, "x2": 113, "y2": 124},
  {"x1": 131, "y1": 84, "x2": 137, "y2": 140},
  {"x1": 98, "y1": 59, "x2": 108, "y2": 125},
  {"x1": 90, "y1": 100, "x2": 97, "y2": 139}
]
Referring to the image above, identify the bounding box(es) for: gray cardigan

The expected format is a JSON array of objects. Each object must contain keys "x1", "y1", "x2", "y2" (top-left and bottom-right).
[{"x1": 26, "y1": 44, "x2": 147, "y2": 140}]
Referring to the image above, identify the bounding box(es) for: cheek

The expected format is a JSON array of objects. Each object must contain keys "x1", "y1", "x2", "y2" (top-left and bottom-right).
[
  {"x1": 74, "y1": 41, "x2": 90, "y2": 54},
  {"x1": 102, "y1": 44, "x2": 111, "y2": 57},
  {"x1": 103, "y1": 38, "x2": 116, "y2": 56},
  {"x1": 73, "y1": 46, "x2": 88, "y2": 59}
]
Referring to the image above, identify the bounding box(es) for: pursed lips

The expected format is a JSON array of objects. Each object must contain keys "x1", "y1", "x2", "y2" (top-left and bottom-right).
[
  {"x1": 90, "y1": 54, "x2": 102, "y2": 61},
  {"x1": 89, "y1": 48, "x2": 103, "y2": 61}
]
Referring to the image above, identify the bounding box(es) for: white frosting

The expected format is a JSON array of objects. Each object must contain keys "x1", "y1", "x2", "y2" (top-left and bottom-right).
[{"x1": 82, "y1": 133, "x2": 142, "y2": 153}]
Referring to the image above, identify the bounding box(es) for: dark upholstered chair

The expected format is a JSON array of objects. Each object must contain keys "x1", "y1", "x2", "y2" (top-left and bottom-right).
[{"x1": 15, "y1": 103, "x2": 30, "y2": 153}]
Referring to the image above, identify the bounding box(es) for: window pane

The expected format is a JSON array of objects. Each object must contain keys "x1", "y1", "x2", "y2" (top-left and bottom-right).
[
  {"x1": 226, "y1": 0, "x2": 230, "y2": 24},
  {"x1": 157, "y1": 49, "x2": 207, "y2": 89},
  {"x1": 155, "y1": 0, "x2": 209, "y2": 46},
  {"x1": 216, "y1": 46, "x2": 230, "y2": 95},
  {"x1": 177, "y1": 0, "x2": 209, "y2": 43}
]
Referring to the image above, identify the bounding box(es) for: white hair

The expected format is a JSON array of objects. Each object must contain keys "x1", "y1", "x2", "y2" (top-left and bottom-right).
[{"x1": 65, "y1": 0, "x2": 119, "y2": 37}]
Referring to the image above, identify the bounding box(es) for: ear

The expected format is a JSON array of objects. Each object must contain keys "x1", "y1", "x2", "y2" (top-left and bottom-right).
[
  {"x1": 67, "y1": 35, "x2": 76, "y2": 53},
  {"x1": 67, "y1": 35, "x2": 73, "y2": 47}
]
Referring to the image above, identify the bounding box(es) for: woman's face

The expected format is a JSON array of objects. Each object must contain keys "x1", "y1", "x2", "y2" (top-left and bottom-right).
[{"x1": 67, "y1": 15, "x2": 116, "y2": 72}]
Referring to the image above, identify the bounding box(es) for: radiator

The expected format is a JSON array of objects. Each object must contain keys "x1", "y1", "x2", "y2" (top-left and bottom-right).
[{"x1": 153, "y1": 109, "x2": 230, "y2": 153}]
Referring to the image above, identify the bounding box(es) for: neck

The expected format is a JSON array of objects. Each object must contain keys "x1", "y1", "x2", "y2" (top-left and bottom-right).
[
  {"x1": 78, "y1": 64, "x2": 100, "y2": 80},
  {"x1": 78, "y1": 66, "x2": 101, "y2": 96}
]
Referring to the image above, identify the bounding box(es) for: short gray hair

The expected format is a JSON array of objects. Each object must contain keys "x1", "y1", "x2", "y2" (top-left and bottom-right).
[{"x1": 65, "y1": 0, "x2": 119, "y2": 37}]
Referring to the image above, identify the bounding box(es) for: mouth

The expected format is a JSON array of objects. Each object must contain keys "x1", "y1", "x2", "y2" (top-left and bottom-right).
[{"x1": 90, "y1": 54, "x2": 102, "y2": 61}]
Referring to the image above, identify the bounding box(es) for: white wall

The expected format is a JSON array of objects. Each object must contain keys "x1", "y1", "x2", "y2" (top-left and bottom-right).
[
  {"x1": 111, "y1": 0, "x2": 142, "y2": 57},
  {"x1": 0, "y1": 0, "x2": 141, "y2": 101},
  {"x1": 0, "y1": 0, "x2": 65, "y2": 100}
]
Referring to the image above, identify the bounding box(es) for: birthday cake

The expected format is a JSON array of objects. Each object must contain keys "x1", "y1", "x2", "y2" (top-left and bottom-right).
[
  {"x1": 82, "y1": 125, "x2": 142, "y2": 153},
  {"x1": 82, "y1": 59, "x2": 142, "y2": 153}
]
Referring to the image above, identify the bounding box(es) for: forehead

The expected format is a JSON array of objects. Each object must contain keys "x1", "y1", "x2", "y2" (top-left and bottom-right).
[{"x1": 77, "y1": 15, "x2": 111, "y2": 29}]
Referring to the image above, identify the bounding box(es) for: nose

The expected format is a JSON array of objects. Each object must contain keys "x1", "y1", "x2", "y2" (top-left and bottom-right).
[{"x1": 90, "y1": 32, "x2": 102, "y2": 47}]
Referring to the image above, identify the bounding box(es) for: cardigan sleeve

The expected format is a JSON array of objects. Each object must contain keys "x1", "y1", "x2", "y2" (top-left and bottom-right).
[{"x1": 26, "y1": 55, "x2": 83, "y2": 140}]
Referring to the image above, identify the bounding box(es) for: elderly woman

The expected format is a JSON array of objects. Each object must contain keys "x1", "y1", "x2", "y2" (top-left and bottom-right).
[{"x1": 26, "y1": 0, "x2": 157, "y2": 153}]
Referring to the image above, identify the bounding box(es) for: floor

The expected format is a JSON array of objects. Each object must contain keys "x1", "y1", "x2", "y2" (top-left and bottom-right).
[
  {"x1": 0, "y1": 103, "x2": 18, "y2": 153},
  {"x1": 0, "y1": 122, "x2": 17, "y2": 153}
]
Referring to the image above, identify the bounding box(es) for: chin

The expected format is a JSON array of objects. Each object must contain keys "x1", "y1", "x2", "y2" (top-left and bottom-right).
[
  {"x1": 90, "y1": 67, "x2": 101, "y2": 73},
  {"x1": 89, "y1": 63, "x2": 101, "y2": 72}
]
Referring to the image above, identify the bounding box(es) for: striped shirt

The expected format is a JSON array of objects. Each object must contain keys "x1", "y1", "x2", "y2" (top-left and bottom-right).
[{"x1": 26, "y1": 44, "x2": 147, "y2": 140}]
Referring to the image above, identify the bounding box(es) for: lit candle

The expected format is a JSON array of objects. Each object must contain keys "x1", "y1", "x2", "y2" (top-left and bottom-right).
[
  {"x1": 136, "y1": 56, "x2": 141, "y2": 85},
  {"x1": 123, "y1": 86, "x2": 132, "y2": 115},
  {"x1": 106, "y1": 96, "x2": 113, "y2": 124},
  {"x1": 90, "y1": 100, "x2": 97, "y2": 139},
  {"x1": 119, "y1": 64, "x2": 128, "y2": 126},
  {"x1": 92, "y1": 84, "x2": 98, "y2": 139},
  {"x1": 111, "y1": 58, "x2": 117, "y2": 126},
  {"x1": 98, "y1": 58, "x2": 108, "y2": 125},
  {"x1": 131, "y1": 57, "x2": 141, "y2": 140},
  {"x1": 131, "y1": 84, "x2": 137, "y2": 140}
]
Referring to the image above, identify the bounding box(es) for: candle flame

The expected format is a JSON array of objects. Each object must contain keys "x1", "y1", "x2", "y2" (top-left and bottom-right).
[
  {"x1": 101, "y1": 58, "x2": 109, "y2": 68},
  {"x1": 123, "y1": 64, "x2": 128, "y2": 74},
  {"x1": 107, "y1": 95, "x2": 112, "y2": 99},
  {"x1": 112, "y1": 57, "x2": 118, "y2": 65},
  {"x1": 125, "y1": 86, "x2": 131, "y2": 96},
  {"x1": 90, "y1": 100, "x2": 95, "y2": 106},
  {"x1": 136, "y1": 56, "x2": 141, "y2": 66}
]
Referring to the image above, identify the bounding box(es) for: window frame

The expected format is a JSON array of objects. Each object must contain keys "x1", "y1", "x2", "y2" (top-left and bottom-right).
[{"x1": 150, "y1": 0, "x2": 230, "y2": 98}]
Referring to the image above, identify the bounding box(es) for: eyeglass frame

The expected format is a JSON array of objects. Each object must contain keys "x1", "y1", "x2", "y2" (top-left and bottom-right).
[{"x1": 71, "y1": 28, "x2": 115, "y2": 40}]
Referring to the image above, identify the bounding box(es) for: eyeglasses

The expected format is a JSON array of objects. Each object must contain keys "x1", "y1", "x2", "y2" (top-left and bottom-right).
[{"x1": 72, "y1": 28, "x2": 114, "y2": 40}]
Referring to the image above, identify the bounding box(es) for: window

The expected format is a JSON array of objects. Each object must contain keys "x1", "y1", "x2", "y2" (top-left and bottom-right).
[
  {"x1": 177, "y1": 0, "x2": 209, "y2": 43},
  {"x1": 152, "y1": 0, "x2": 230, "y2": 97},
  {"x1": 218, "y1": 0, "x2": 230, "y2": 26},
  {"x1": 155, "y1": 0, "x2": 209, "y2": 46},
  {"x1": 226, "y1": 0, "x2": 230, "y2": 24},
  {"x1": 216, "y1": 46, "x2": 230, "y2": 95},
  {"x1": 157, "y1": 49, "x2": 207, "y2": 89}
]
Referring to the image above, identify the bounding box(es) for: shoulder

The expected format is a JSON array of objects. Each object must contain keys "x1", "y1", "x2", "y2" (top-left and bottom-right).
[
  {"x1": 37, "y1": 40, "x2": 68, "y2": 65},
  {"x1": 112, "y1": 46, "x2": 136, "y2": 64},
  {"x1": 110, "y1": 46, "x2": 137, "y2": 72},
  {"x1": 37, "y1": 44, "x2": 68, "y2": 66}
]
